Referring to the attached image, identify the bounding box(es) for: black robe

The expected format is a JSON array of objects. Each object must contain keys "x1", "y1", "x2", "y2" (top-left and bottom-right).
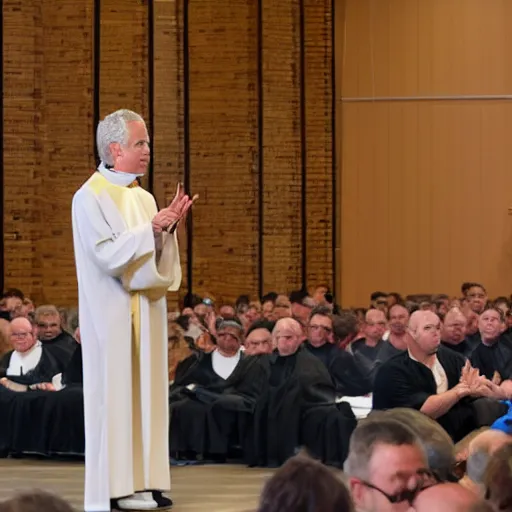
[
  {"x1": 169, "y1": 351, "x2": 268, "y2": 457},
  {"x1": 373, "y1": 345, "x2": 506, "y2": 442},
  {"x1": 0, "y1": 345, "x2": 84, "y2": 458},
  {"x1": 245, "y1": 347, "x2": 357, "y2": 468},
  {"x1": 0, "y1": 347, "x2": 65, "y2": 385},
  {"x1": 470, "y1": 336, "x2": 512, "y2": 380},
  {"x1": 40, "y1": 331, "x2": 78, "y2": 367},
  {"x1": 304, "y1": 342, "x2": 373, "y2": 396}
]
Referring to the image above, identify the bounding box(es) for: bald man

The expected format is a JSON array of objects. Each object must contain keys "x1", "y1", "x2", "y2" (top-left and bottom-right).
[
  {"x1": 441, "y1": 307, "x2": 475, "y2": 358},
  {"x1": 0, "y1": 317, "x2": 66, "y2": 387},
  {"x1": 413, "y1": 483, "x2": 481, "y2": 511},
  {"x1": 460, "y1": 429, "x2": 512, "y2": 496},
  {"x1": 246, "y1": 317, "x2": 357, "y2": 468},
  {"x1": 373, "y1": 311, "x2": 506, "y2": 441}
]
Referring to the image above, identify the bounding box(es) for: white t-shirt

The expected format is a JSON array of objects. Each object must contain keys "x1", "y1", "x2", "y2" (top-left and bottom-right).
[
  {"x1": 408, "y1": 351, "x2": 448, "y2": 394},
  {"x1": 212, "y1": 349, "x2": 241, "y2": 380}
]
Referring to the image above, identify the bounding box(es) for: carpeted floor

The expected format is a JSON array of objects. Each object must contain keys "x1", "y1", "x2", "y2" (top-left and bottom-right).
[{"x1": 0, "y1": 459, "x2": 273, "y2": 512}]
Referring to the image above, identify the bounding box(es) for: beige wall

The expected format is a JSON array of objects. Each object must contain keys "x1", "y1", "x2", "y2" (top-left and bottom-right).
[{"x1": 337, "y1": 0, "x2": 512, "y2": 307}]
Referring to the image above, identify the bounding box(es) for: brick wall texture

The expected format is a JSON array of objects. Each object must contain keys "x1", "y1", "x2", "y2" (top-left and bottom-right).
[{"x1": 2, "y1": 0, "x2": 334, "y2": 307}]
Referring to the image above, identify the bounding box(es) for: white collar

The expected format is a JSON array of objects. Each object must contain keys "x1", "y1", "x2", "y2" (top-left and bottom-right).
[{"x1": 97, "y1": 161, "x2": 144, "y2": 187}]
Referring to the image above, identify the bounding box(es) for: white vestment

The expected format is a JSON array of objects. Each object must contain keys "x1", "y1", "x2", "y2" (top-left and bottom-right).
[{"x1": 71, "y1": 167, "x2": 181, "y2": 512}]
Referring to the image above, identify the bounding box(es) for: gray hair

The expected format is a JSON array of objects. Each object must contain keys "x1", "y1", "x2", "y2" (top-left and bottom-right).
[
  {"x1": 96, "y1": 109, "x2": 145, "y2": 166},
  {"x1": 344, "y1": 416, "x2": 426, "y2": 480},
  {"x1": 467, "y1": 448, "x2": 490, "y2": 485},
  {"x1": 381, "y1": 408, "x2": 455, "y2": 479},
  {"x1": 34, "y1": 304, "x2": 60, "y2": 321}
]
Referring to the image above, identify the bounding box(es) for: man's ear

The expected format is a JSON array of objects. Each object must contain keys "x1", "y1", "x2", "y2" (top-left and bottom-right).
[
  {"x1": 109, "y1": 142, "x2": 122, "y2": 162},
  {"x1": 348, "y1": 477, "x2": 365, "y2": 506}
]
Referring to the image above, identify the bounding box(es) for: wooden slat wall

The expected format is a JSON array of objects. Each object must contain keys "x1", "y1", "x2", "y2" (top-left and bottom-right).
[
  {"x1": 153, "y1": 0, "x2": 185, "y2": 312},
  {"x1": 99, "y1": 0, "x2": 149, "y2": 148},
  {"x1": 3, "y1": 0, "x2": 94, "y2": 305},
  {"x1": 3, "y1": 0, "x2": 334, "y2": 307},
  {"x1": 261, "y1": 0, "x2": 303, "y2": 294},
  {"x1": 304, "y1": 0, "x2": 334, "y2": 290},
  {"x1": 188, "y1": 0, "x2": 259, "y2": 304},
  {"x1": 338, "y1": 0, "x2": 512, "y2": 307}
]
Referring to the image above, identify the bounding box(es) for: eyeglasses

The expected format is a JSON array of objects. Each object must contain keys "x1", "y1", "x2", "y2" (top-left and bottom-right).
[
  {"x1": 37, "y1": 322, "x2": 59, "y2": 329},
  {"x1": 11, "y1": 331, "x2": 33, "y2": 339},
  {"x1": 358, "y1": 469, "x2": 441, "y2": 505},
  {"x1": 309, "y1": 324, "x2": 332, "y2": 333}
]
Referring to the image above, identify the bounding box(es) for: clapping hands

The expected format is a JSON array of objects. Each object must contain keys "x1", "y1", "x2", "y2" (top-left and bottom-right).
[
  {"x1": 457, "y1": 360, "x2": 507, "y2": 399},
  {"x1": 152, "y1": 183, "x2": 199, "y2": 234}
]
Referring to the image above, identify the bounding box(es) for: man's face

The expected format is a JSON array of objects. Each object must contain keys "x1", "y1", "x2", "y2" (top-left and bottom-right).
[
  {"x1": 219, "y1": 305, "x2": 235, "y2": 319},
  {"x1": 111, "y1": 120, "x2": 150, "y2": 175},
  {"x1": 466, "y1": 286, "x2": 487, "y2": 314},
  {"x1": 274, "y1": 325, "x2": 302, "y2": 356},
  {"x1": 262, "y1": 301, "x2": 274, "y2": 320},
  {"x1": 388, "y1": 306, "x2": 409, "y2": 335},
  {"x1": 313, "y1": 286, "x2": 328, "y2": 305},
  {"x1": 10, "y1": 323, "x2": 37, "y2": 353},
  {"x1": 478, "y1": 309, "x2": 503, "y2": 342},
  {"x1": 5, "y1": 297, "x2": 22, "y2": 313},
  {"x1": 245, "y1": 328, "x2": 272, "y2": 355},
  {"x1": 216, "y1": 326, "x2": 241, "y2": 355},
  {"x1": 441, "y1": 314, "x2": 466, "y2": 344},
  {"x1": 37, "y1": 314, "x2": 62, "y2": 341},
  {"x1": 350, "y1": 443, "x2": 430, "y2": 512},
  {"x1": 373, "y1": 297, "x2": 389, "y2": 313},
  {"x1": 364, "y1": 310, "x2": 387, "y2": 341},
  {"x1": 308, "y1": 314, "x2": 333, "y2": 348},
  {"x1": 410, "y1": 312, "x2": 441, "y2": 355}
]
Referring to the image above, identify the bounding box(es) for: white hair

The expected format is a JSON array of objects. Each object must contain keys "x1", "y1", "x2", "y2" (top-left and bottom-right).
[{"x1": 96, "y1": 109, "x2": 145, "y2": 166}]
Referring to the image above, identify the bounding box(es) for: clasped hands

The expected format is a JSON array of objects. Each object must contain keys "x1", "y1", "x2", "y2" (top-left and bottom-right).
[
  {"x1": 455, "y1": 360, "x2": 510, "y2": 400},
  {"x1": 152, "y1": 183, "x2": 199, "y2": 234}
]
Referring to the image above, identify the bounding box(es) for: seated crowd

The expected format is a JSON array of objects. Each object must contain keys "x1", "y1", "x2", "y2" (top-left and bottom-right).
[{"x1": 3, "y1": 283, "x2": 512, "y2": 510}]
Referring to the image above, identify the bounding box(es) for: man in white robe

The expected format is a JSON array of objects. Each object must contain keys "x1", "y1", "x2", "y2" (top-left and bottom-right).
[{"x1": 72, "y1": 109, "x2": 194, "y2": 512}]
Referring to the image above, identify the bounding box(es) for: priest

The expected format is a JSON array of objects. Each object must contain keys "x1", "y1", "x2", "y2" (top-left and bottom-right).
[{"x1": 72, "y1": 109, "x2": 194, "y2": 512}]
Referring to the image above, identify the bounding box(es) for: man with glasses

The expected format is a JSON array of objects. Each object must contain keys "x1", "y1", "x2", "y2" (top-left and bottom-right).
[
  {"x1": 345, "y1": 418, "x2": 440, "y2": 511},
  {"x1": 304, "y1": 306, "x2": 372, "y2": 396},
  {"x1": 0, "y1": 317, "x2": 65, "y2": 388}
]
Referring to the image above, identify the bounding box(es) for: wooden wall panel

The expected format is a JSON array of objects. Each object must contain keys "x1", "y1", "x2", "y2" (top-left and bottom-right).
[
  {"x1": 153, "y1": 0, "x2": 185, "y2": 312},
  {"x1": 304, "y1": 0, "x2": 333, "y2": 289},
  {"x1": 188, "y1": 0, "x2": 259, "y2": 303},
  {"x1": 3, "y1": 0, "x2": 94, "y2": 305},
  {"x1": 340, "y1": 101, "x2": 512, "y2": 307},
  {"x1": 3, "y1": 0, "x2": 334, "y2": 307},
  {"x1": 99, "y1": 0, "x2": 149, "y2": 169},
  {"x1": 342, "y1": 0, "x2": 512, "y2": 98},
  {"x1": 262, "y1": 0, "x2": 302, "y2": 294}
]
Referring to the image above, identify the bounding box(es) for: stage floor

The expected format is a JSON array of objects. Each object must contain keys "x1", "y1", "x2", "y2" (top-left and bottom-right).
[{"x1": 0, "y1": 459, "x2": 273, "y2": 512}]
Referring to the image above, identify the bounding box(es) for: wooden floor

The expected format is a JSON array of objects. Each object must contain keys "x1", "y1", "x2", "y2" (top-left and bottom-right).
[{"x1": 0, "y1": 459, "x2": 273, "y2": 512}]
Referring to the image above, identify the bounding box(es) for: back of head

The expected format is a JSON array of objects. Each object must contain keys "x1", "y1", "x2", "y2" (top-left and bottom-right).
[
  {"x1": 0, "y1": 490, "x2": 75, "y2": 512},
  {"x1": 382, "y1": 408, "x2": 455, "y2": 480},
  {"x1": 344, "y1": 416, "x2": 425, "y2": 479},
  {"x1": 467, "y1": 430, "x2": 512, "y2": 486},
  {"x1": 484, "y1": 443, "x2": 512, "y2": 510},
  {"x1": 413, "y1": 483, "x2": 479, "y2": 512},
  {"x1": 257, "y1": 453, "x2": 353, "y2": 512},
  {"x1": 332, "y1": 310, "x2": 359, "y2": 342}
]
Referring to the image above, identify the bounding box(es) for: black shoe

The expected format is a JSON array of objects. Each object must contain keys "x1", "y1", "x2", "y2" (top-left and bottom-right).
[{"x1": 151, "y1": 491, "x2": 173, "y2": 509}]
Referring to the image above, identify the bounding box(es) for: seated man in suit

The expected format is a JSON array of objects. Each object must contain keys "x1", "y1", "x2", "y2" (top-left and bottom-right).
[{"x1": 373, "y1": 310, "x2": 506, "y2": 442}]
